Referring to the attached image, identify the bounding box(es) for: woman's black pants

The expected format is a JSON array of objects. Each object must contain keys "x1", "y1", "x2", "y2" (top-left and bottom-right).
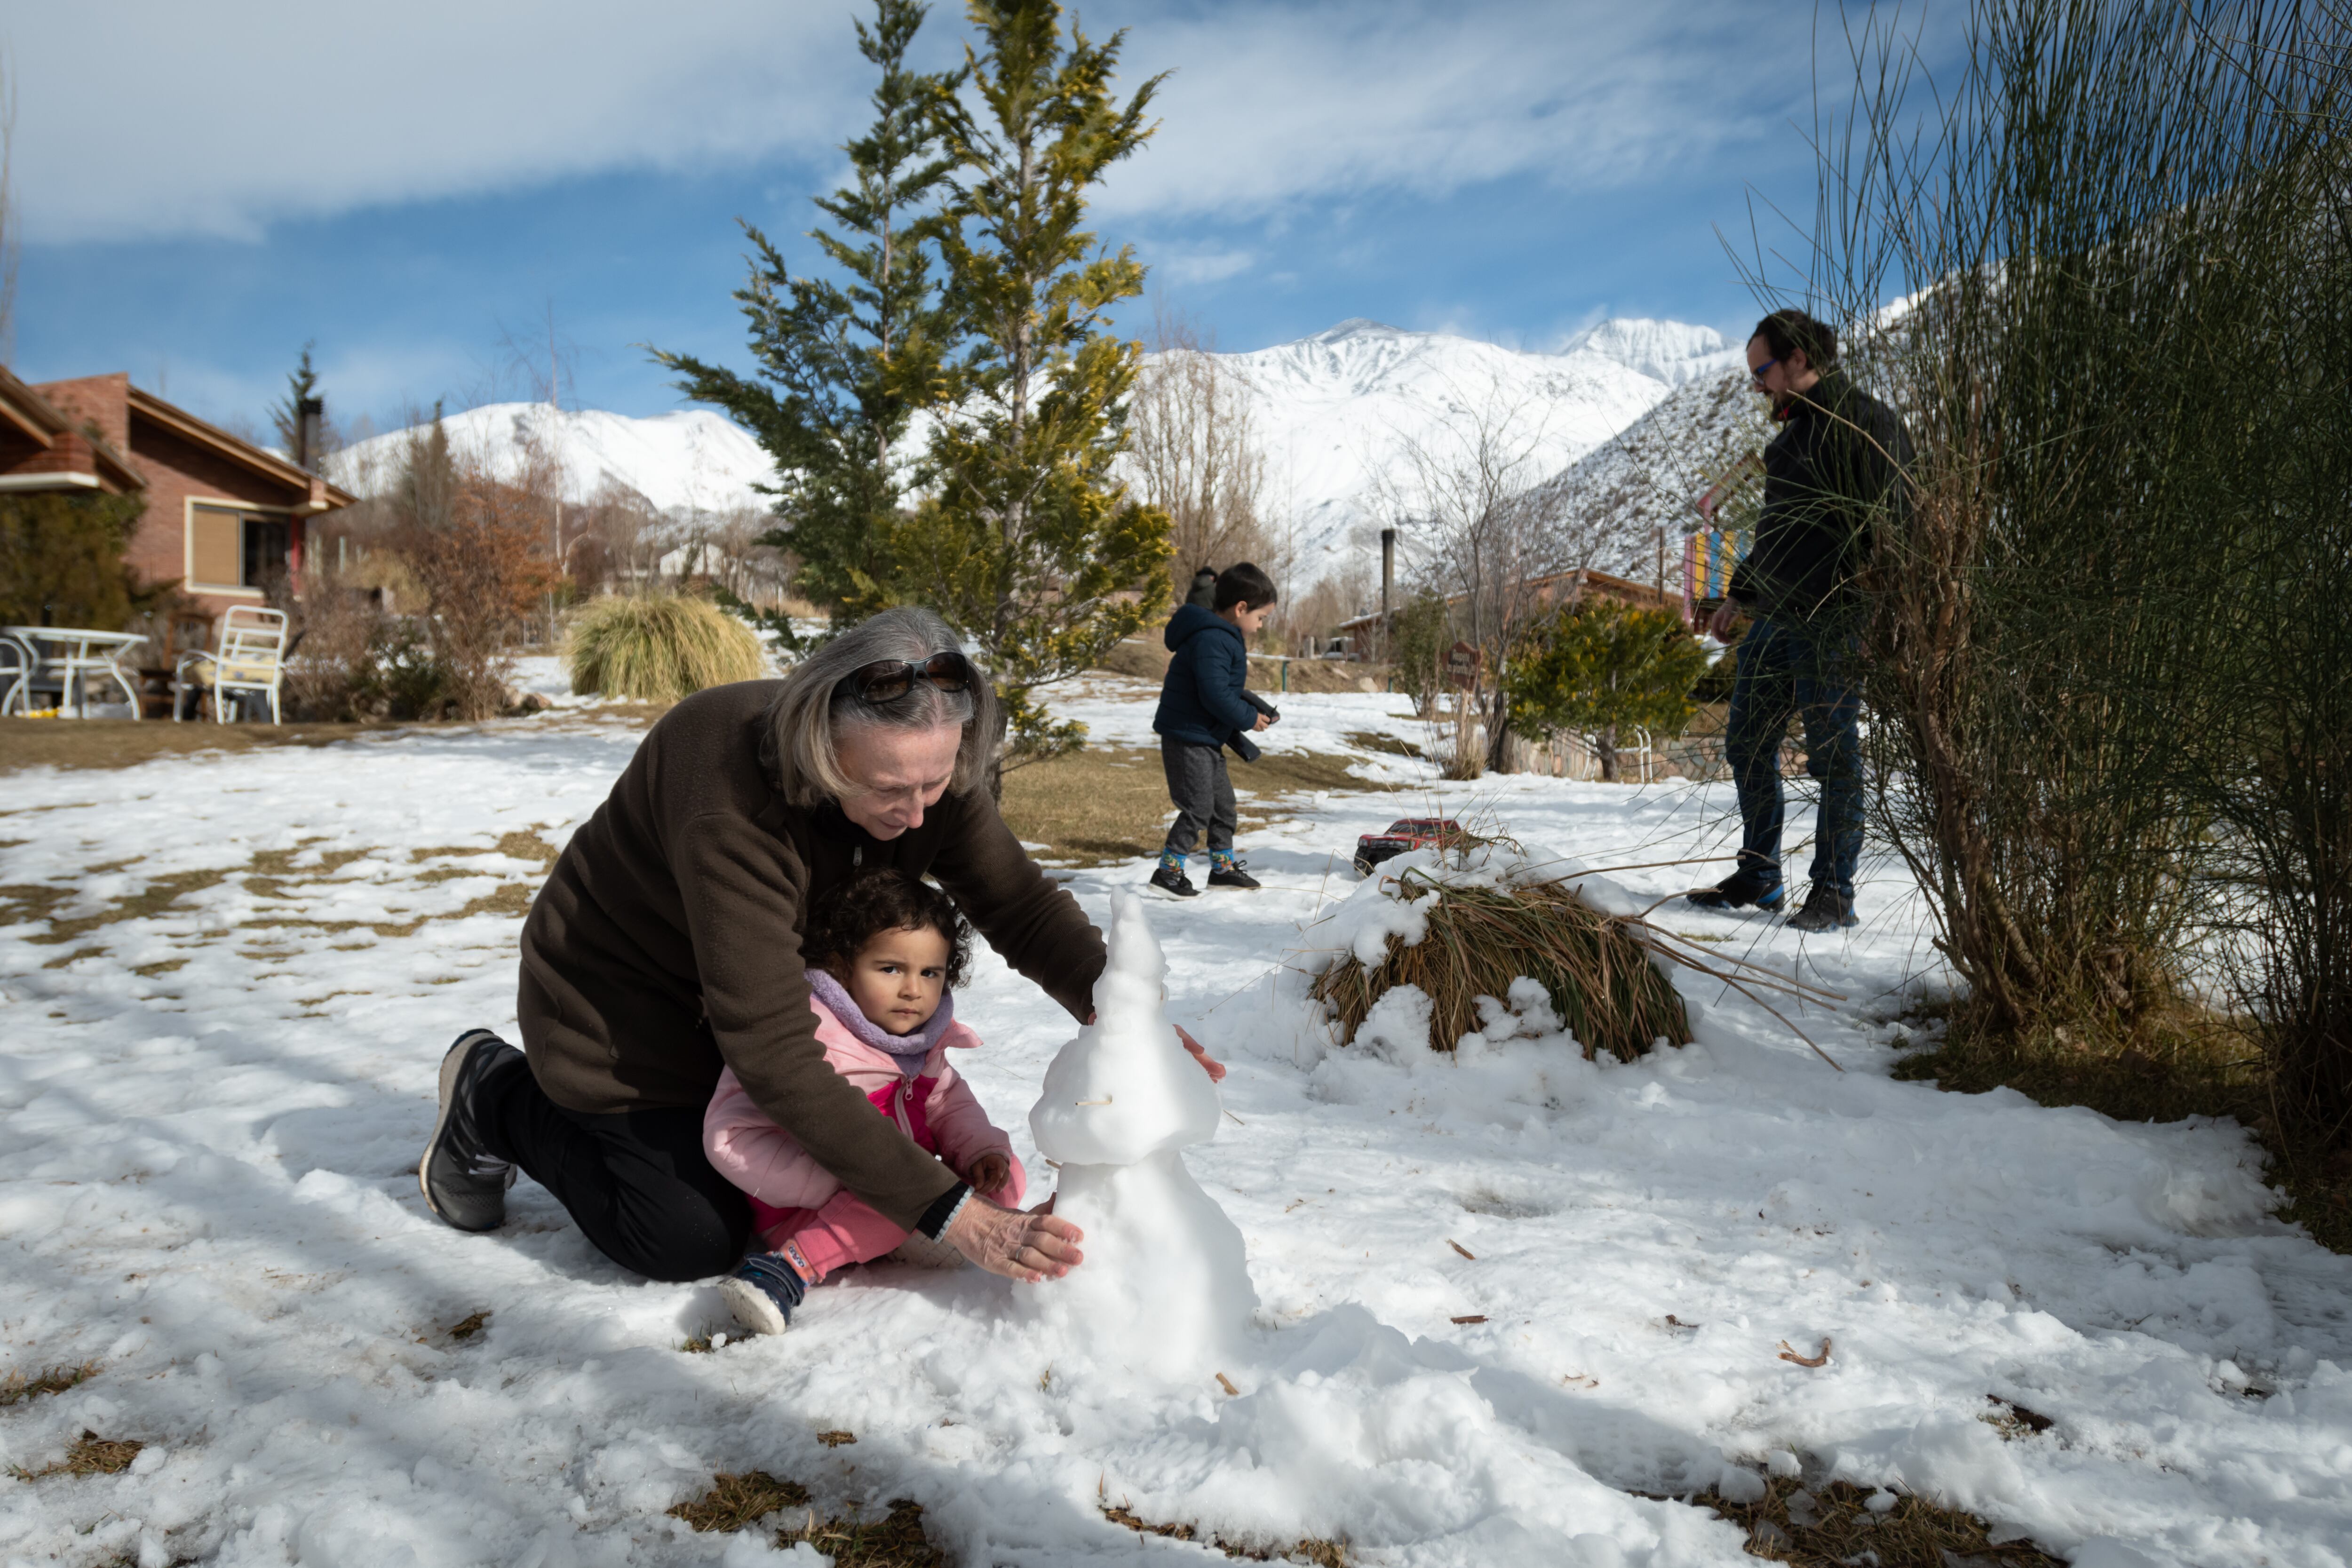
[{"x1": 476, "y1": 1060, "x2": 751, "y2": 1282}]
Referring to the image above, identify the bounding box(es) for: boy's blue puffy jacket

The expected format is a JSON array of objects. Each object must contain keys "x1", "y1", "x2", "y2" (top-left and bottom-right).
[{"x1": 1153, "y1": 604, "x2": 1261, "y2": 749}]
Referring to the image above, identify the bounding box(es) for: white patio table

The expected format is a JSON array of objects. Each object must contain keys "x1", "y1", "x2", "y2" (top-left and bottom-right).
[{"x1": 1, "y1": 626, "x2": 148, "y2": 718}]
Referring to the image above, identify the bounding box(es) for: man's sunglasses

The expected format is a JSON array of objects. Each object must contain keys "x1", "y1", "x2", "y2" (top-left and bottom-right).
[
  {"x1": 1750, "y1": 357, "x2": 1780, "y2": 382},
  {"x1": 835, "y1": 651, "x2": 974, "y2": 704}
]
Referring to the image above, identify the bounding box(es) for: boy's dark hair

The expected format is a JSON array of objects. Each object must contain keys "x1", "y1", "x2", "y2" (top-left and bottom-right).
[
  {"x1": 803, "y1": 869, "x2": 972, "y2": 989},
  {"x1": 1752, "y1": 308, "x2": 1838, "y2": 369},
  {"x1": 1213, "y1": 561, "x2": 1277, "y2": 613}
]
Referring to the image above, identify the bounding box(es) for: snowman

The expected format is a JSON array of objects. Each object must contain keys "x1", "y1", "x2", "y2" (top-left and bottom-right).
[{"x1": 1026, "y1": 894, "x2": 1257, "y2": 1380}]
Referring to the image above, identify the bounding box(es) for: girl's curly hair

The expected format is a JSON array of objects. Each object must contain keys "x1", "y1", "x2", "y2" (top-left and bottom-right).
[{"x1": 802, "y1": 869, "x2": 973, "y2": 990}]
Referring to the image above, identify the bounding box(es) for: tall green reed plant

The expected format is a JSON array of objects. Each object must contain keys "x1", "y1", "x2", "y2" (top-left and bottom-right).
[{"x1": 1796, "y1": 0, "x2": 2338, "y2": 1039}]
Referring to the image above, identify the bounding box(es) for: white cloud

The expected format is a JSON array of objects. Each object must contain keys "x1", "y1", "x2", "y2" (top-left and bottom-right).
[
  {"x1": 9, "y1": 0, "x2": 874, "y2": 242},
  {"x1": 1084, "y1": 0, "x2": 1814, "y2": 218},
  {"x1": 10, "y1": 0, "x2": 1816, "y2": 246}
]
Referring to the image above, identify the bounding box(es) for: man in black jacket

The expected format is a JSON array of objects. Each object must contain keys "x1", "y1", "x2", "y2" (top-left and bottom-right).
[{"x1": 1688, "y1": 309, "x2": 1911, "y2": 932}]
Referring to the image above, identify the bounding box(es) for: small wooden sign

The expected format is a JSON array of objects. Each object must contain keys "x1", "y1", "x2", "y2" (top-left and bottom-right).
[{"x1": 1445, "y1": 641, "x2": 1483, "y2": 690}]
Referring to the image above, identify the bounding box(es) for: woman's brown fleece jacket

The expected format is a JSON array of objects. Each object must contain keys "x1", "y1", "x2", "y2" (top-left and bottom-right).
[{"x1": 516, "y1": 680, "x2": 1105, "y2": 1231}]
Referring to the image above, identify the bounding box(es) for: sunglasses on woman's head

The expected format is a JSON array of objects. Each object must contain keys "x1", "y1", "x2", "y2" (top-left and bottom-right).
[{"x1": 837, "y1": 651, "x2": 974, "y2": 704}]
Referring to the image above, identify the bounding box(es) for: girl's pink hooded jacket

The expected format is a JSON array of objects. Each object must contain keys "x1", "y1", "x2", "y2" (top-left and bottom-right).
[{"x1": 703, "y1": 994, "x2": 1023, "y2": 1218}]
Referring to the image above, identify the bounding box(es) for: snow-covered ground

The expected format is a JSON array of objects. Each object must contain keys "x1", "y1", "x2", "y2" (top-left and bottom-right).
[{"x1": 4, "y1": 691, "x2": 2349, "y2": 1568}]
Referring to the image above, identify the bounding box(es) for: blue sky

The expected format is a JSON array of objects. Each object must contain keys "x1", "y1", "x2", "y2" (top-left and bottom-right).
[{"x1": 6, "y1": 1, "x2": 1955, "y2": 441}]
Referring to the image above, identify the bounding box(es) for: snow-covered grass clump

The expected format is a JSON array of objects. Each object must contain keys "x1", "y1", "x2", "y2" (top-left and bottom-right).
[{"x1": 1304, "y1": 838, "x2": 1691, "y2": 1061}]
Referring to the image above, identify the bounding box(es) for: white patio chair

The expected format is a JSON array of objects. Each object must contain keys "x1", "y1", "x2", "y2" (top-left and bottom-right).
[
  {"x1": 173, "y1": 607, "x2": 289, "y2": 724},
  {"x1": 0, "y1": 634, "x2": 33, "y2": 716}
]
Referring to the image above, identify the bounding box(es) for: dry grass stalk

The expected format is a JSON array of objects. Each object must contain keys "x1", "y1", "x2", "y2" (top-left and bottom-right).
[
  {"x1": 1103, "y1": 1503, "x2": 1349, "y2": 1564},
  {"x1": 1676, "y1": 1474, "x2": 2058, "y2": 1567},
  {"x1": 787, "y1": 1499, "x2": 944, "y2": 1567},
  {"x1": 0, "y1": 1361, "x2": 96, "y2": 1407},
  {"x1": 668, "y1": 1471, "x2": 811, "y2": 1532},
  {"x1": 7, "y1": 1430, "x2": 143, "y2": 1480},
  {"x1": 1310, "y1": 869, "x2": 1691, "y2": 1062}
]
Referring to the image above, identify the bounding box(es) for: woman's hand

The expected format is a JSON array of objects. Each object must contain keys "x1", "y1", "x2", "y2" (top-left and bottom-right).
[
  {"x1": 962, "y1": 1150, "x2": 1012, "y2": 1199},
  {"x1": 945, "y1": 1193, "x2": 1085, "y2": 1282}
]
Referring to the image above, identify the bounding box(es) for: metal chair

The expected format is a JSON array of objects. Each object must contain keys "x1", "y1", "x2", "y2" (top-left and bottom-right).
[
  {"x1": 173, "y1": 607, "x2": 290, "y2": 724},
  {"x1": 0, "y1": 634, "x2": 33, "y2": 716}
]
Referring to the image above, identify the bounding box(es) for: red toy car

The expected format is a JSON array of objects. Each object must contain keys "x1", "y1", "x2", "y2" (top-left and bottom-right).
[{"x1": 1353, "y1": 817, "x2": 1465, "y2": 877}]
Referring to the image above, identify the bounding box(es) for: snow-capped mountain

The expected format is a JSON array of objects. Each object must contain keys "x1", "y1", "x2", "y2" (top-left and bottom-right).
[
  {"x1": 332, "y1": 402, "x2": 777, "y2": 516},
  {"x1": 1176, "y1": 316, "x2": 1743, "y2": 575},
  {"x1": 1519, "y1": 365, "x2": 1776, "y2": 580},
  {"x1": 330, "y1": 318, "x2": 1744, "y2": 583}
]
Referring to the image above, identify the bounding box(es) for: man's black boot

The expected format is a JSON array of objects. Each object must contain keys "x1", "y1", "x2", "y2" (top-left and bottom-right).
[
  {"x1": 420, "y1": 1029, "x2": 523, "y2": 1232},
  {"x1": 1785, "y1": 884, "x2": 1859, "y2": 932},
  {"x1": 1685, "y1": 867, "x2": 1784, "y2": 912}
]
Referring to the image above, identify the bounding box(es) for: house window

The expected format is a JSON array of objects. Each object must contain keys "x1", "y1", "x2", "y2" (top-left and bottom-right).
[
  {"x1": 242, "y1": 517, "x2": 290, "y2": 589},
  {"x1": 189, "y1": 504, "x2": 289, "y2": 592}
]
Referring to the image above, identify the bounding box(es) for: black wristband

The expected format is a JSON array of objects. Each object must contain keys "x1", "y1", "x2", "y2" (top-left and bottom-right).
[{"x1": 915, "y1": 1181, "x2": 971, "y2": 1241}]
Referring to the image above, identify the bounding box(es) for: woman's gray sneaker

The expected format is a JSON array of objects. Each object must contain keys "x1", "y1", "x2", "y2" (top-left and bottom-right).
[{"x1": 420, "y1": 1029, "x2": 522, "y2": 1232}]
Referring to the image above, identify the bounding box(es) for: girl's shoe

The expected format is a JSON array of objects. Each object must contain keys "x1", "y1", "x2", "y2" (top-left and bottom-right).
[{"x1": 718, "y1": 1253, "x2": 807, "y2": 1336}]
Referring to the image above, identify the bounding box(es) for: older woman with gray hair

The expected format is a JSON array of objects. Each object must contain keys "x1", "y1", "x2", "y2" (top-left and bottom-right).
[{"x1": 419, "y1": 607, "x2": 1217, "y2": 1284}]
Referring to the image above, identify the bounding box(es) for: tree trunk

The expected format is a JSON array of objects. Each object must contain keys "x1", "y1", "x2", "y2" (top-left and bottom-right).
[{"x1": 1597, "y1": 724, "x2": 1620, "y2": 783}]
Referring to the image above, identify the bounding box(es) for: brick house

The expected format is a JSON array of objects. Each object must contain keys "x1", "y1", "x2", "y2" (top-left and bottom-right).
[{"x1": 0, "y1": 368, "x2": 355, "y2": 635}]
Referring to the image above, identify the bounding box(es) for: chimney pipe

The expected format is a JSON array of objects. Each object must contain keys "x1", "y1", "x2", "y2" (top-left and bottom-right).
[{"x1": 1380, "y1": 525, "x2": 1395, "y2": 631}]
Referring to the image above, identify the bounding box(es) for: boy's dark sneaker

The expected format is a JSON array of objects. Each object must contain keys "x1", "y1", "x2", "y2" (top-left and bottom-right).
[
  {"x1": 420, "y1": 1029, "x2": 522, "y2": 1232},
  {"x1": 1785, "y1": 885, "x2": 1859, "y2": 932},
  {"x1": 1149, "y1": 864, "x2": 1200, "y2": 898},
  {"x1": 1207, "y1": 866, "x2": 1261, "y2": 890},
  {"x1": 1685, "y1": 870, "x2": 1785, "y2": 913},
  {"x1": 718, "y1": 1253, "x2": 807, "y2": 1337}
]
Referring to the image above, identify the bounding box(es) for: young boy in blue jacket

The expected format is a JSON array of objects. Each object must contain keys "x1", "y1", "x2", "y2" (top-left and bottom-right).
[{"x1": 1151, "y1": 562, "x2": 1279, "y2": 897}]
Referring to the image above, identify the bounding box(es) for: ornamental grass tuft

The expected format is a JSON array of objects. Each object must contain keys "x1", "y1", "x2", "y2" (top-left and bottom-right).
[{"x1": 564, "y1": 594, "x2": 766, "y2": 703}]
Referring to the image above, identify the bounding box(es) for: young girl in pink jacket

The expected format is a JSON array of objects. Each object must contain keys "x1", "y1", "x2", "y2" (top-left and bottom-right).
[{"x1": 711, "y1": 869, "x2": 1025, "y2": 1336}]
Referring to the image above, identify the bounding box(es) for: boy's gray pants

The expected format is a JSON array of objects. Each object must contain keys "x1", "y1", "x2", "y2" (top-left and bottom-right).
[{"x1": 1160, "y1": 740, "x2": 1236, "y2": 857}]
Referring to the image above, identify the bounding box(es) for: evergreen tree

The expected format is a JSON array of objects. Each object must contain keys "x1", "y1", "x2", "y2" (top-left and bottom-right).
[
  {"x1": 652, "y1": 0, "x2": 960, "y2": 637},
  {"x1": 892, "y1": 0, "x2": 1173, "y2": 773},
  {"x1": 270, "y1": 342, "x2": 331, "y2": 471},
  {"x1": 1504, "y1": 599, "x2": 1712, "y2": 782}
]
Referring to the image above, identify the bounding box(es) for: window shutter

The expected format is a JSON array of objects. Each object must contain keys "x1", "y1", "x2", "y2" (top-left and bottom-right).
[{"x1": 191, "y1": 506, "x2": 242, "y2": 588}]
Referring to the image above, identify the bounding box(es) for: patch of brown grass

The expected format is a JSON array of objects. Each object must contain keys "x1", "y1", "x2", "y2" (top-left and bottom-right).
[
  {"x1": 790, "y1": 1500, "x2": 946, "y2": 1567},
  {"x1": 1103, "y1": 1504, "x2": 1349, "y2": 1564},
  {"x1": 1310, "y1": 870, "x2": 1692, "y2": 1062},
  {"x1": 1894, "y1": 1000, "x2": 2352, "y2": 1254},
  {"x1": 1675, "y1": 1475, "x2": 2058, "y2": 1566},
  {"x1": 7, "y1": 1431, "x2": 144, "y2": 1480},
  {"x1": 445, "y1": 1311, "x2": 490, "y2": 1341},
  {"x1": 0, "y1": 716, "x2": 391, "y2": 774},
  {"x1": 670, "y1": 1473, "x2": 945, "y2": 1568},
  {"x1": 7, "y1": 868, "x2": 231, "y2": 946},
  {"x1": 0, "y1": 1361, "x2": 97, "y2": 1407},
  {"x1": 814, "y1": 1429, "x2": 857, "y2": 1447},
  {"x1": 669, "y1": 1471, "x2": 810, "y2": 1532},
  {"x1": 1001, "y1": 745, "x2": 1393, "y2": 866},
  {"x1": 1343, "y1": 729, "x2": 1423, "y2": 759}
]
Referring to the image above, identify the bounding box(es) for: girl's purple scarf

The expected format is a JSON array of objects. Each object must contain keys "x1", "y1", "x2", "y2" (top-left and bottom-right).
[{"x1": 806, "y1": 967, "x2": 955, "y2": 1077}]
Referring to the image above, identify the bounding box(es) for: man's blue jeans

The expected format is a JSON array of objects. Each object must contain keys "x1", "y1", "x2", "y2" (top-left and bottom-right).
[{"x1": 1724, "y1": 616, "x2": 1864, "y2": 901}]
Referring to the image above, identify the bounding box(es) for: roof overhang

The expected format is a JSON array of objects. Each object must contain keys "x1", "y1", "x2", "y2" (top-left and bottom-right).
[
  {"x1": 127, "y1": 387, "x2": 357, "y2": 510},
  {"x1": 0, "y1": 366, "x2": 146, "y2": 493}
]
